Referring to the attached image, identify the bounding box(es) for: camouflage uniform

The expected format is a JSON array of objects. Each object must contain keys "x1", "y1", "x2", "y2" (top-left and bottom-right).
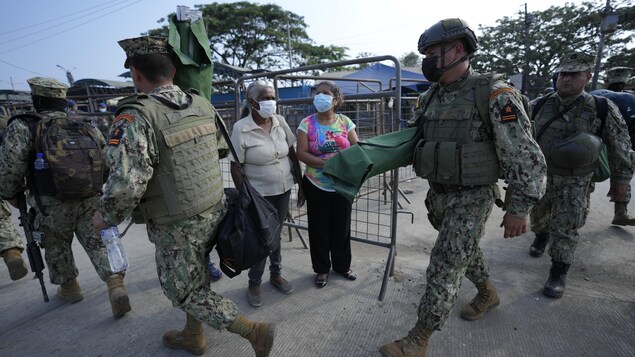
[
  {"x1": 0, "y1": 79, "x2": 114, "y2": 285},
  {"x1": 0, "y1": 200, "x2": 24, "y2": 253},
  {"x1": 532, "y1": 67, "x2": 634, "y2": 264},
  {"x1": 98, "y1": 84, "x2": 238, "y2": 329},
  {"x1": 415, "y1": 68, "x2": 546, "y2": 331}
]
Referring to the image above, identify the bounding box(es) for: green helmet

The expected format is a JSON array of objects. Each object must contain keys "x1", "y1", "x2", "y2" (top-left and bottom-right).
[
  {"x1": 550, "y1": 132, "x2": 602, "y2": 174},
  {"x1": 417, "y1": 18, "x2": 478, "y2": 54}
]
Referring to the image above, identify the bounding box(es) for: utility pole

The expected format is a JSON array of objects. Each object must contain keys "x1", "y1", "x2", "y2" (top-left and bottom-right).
[
  {"x1": 591, "y1": 0, "x2": 618, "y2": 90},
  {"x1": 521, "y1": 3, "x2": 534, "y2": 95},
  {"x1": 287, "y1": 23, "x2": 293, "y2": 69}
]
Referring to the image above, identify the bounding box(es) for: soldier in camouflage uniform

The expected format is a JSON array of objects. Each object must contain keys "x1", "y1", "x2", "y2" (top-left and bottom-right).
[
  {"x1": 91, "y1": 36, "x2": 275, "y2": 357},
  {"x1": 379, "y1": 19, "x2": 547, "y2": 357},
  {"x1": 591, "y1": 66, "x2": 635, "y2": 226},
  {"x1": 0, "y1": 77, "x2": 131, "y2": 318},
  {"x1": 529, "y1": 53, "x2": 634, "y2": 298},
  {"x1": 0, "y1": 119, "x2": 29, "y2": 281},
  {"x1": 0, "y1": 200, "x2": 28, "y2": 281}
]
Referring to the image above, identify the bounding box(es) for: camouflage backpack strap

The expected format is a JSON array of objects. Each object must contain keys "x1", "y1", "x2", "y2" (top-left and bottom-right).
[
  {"x1": 7, "y1": 113, "x2": 48, "y2": 214},
  {"x1": 475, "y1": 73, "x2": 506, "y2": 133}
]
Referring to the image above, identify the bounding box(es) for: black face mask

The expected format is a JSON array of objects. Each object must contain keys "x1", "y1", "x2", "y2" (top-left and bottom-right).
[{"x1": 421, "y1": 56, "x2": 443, "y2": 82}]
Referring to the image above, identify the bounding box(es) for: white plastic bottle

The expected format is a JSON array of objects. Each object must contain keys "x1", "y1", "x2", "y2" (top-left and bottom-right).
[{"x1": 100, "y1": 226, "x2": 129, "y2": 273}]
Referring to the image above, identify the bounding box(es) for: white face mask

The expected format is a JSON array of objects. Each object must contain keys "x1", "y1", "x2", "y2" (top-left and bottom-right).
[{"x1": 254, "y1": 100, "x2": 276, "y2": 118}]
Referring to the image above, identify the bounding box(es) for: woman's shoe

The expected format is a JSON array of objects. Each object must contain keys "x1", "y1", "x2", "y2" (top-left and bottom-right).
[
  {"x1": 337, "y1": 270, "x2": 357, "y2": 281},
  {"x1": 246, "y1": 286, "x2": 262, "y2": 307},
  {"x1": 314, "y1": 273, "x2": 328, "y2": 288}
]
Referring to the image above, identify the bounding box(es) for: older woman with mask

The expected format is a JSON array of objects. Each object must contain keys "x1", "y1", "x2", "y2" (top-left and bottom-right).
[{"x1": 229, "y1": 80, "x2": 304, "y2": 307}]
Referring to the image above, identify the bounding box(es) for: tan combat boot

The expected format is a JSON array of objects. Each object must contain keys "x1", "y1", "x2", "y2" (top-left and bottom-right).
[
  {"x1": 611, "y1": 203, "x2": 635, "y2": 226},
  {"x1": 2, "y1": 248, "x2": 28, "y2": 281},
  {"x1": 163, "y1": 314, "x2": 206, "y2": 355},
  {"x1": 379, "y1": 320, "x2": 433, "y2": 357},
  {"x1": 460, "y1": 279, "x2": 500, "y2": 321},
  {"x1": 105, "y1": 273, "x2": 131, "y2": 318},
  {"x1": 227, "y1": 314, "x2": 275, "y2": 357},
  {"x1": 163, "y1": 314, "x2": 207, "y2": 355},
  {"x1": 56, "y1": 278, "x2": 84, "y2": 303}
]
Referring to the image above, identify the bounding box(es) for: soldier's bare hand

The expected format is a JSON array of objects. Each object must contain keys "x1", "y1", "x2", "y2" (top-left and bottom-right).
[
  {"x1": 500, "y1": 213, "x2": 528, "y2": 238},
  {"x1": 92, "y1": 211, "x2": 109, "y2": 231}
]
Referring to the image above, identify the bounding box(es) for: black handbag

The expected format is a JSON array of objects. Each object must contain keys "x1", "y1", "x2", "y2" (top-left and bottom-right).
[{"x1": 213, "y1": 115, "x2": 281, "y2": 278}]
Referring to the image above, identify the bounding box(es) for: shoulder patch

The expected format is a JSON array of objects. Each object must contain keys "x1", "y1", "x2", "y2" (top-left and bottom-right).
[
  {"x1": 489, "y1": 87, "x2": 514, "y2": 99},
  {"x1": 108, "y1": 126, "x2": 124, "y2": 146},
  {"x1": 113, "y1": 114, "x2": 134, "y2": 123},
  {"x1": 500, "y1": 103, "x2": 518, "y2": 123}
]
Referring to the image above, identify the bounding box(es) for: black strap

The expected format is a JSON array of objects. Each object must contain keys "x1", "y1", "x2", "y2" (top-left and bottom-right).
[
  {"x1": 593, "y1": 95, "x2": 608, "y2": 136},
  {"x1": 215, "y1": 113, "x2": 247, "y2": 179},
  {"x1": 535, "y1": 95, "x2": 585, "y2": 141}
]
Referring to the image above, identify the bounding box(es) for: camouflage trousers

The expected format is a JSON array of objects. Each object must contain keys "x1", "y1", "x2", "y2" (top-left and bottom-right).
[
  {"x1": 0, "y1": 200, "x2": 24, "y2": 253},
  {"x1": 34, "y1": 196, "x2": 114, "y2": 284},
  {"x1": 530, "y1": 173, "x2": 594, "y2": 265},
  {"x1": 147, "y1": 205, "x2": 238, "y2": 330},
  {"x1": 418, "y1": 184, "x2": 497, "y2": 331}
]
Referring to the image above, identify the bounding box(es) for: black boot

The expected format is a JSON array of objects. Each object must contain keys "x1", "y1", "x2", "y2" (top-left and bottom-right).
[
  {"x1": 529, "y1": 233, "x2": 549, "y2": 258},
  {"x1": 543, "y1": 261, "x2": 570, "y2": 298}
]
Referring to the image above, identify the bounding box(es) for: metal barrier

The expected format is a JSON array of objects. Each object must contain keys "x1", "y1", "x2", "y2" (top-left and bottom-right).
[{"x1": 220, "y1": 56, "x2": 423, "y2": 300}]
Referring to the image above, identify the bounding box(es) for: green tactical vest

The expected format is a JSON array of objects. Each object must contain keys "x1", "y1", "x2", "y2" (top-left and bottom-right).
[
  {"x1": 413, "y1": 75, "x2": 501, "y2": 186},
  {"x1": 117, "y1": 93, "x2": 223, "y2": 224},
  {"x1": 534, "y1": 94, "x2": 598, "y2": 176}
]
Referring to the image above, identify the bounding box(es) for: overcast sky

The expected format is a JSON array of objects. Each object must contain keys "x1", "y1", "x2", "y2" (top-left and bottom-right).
[{"x1": 0, "y1": 0, "x2": 595, "y2": 91}]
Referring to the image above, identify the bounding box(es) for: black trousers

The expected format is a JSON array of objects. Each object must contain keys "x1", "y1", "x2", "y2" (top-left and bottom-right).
[{"x1": 302, "y1": 176, "x2": 352, "y2": 274}]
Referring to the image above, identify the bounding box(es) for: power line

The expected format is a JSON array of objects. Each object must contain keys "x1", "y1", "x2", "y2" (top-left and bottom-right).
[
  {"x1": 0, "y1": 0, "x2": 129, "y2": 45},
  {"x1": 0, "y1": 0, "x2": 131, "y2": 37},
  {"x1": 0, "y1": 0, "x2": 142, "y2": 56}
]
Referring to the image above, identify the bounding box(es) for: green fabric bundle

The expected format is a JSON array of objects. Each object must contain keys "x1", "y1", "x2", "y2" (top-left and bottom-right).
[{"x1": 323, "y1": 127, "x2": 422, "y2": 202}]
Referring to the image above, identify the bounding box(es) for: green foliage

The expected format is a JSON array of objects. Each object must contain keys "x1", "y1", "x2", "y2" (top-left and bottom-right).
[
  {"x1": 472, "y1": 1, "x2": 634, "y2": 98},
  {"x1": 400, "y1": 52, "x2": 421, "y2": 67},
  {"x1": 146, "y1": 2, "x2": 347, "y2": 75}
]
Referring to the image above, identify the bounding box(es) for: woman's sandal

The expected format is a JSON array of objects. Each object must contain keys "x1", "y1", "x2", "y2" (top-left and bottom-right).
[{"x1": 315, "y1": 273, "x2": 328, "y2": 288}]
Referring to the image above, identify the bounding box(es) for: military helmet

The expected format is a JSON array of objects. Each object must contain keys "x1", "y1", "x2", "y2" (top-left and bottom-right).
[
  {"x1": 417, "y1": 18, "x2": 478, "y2": 55},
  {"x1": 550, "y1": 132, "x2": 602, "y2": 174}
]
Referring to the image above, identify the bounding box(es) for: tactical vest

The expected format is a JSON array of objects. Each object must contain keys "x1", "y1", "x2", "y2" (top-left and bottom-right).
[
  {"x1": 534, "y1": 94, "x2": 599, "y2": 176},
  {"x1": 413, "y1": 75, "x2": 501, "y2": 186},
  {"x1": 117, "y1": 93, "x2": 223, "y2": 224}
]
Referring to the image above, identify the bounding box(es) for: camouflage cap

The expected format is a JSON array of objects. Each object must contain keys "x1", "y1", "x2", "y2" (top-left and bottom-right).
[
  {"x1": 554, "y1": 52, "x2": 596, "y2": 73},
  {"x1": 118, "y1": 36, "x2": 170, "y2": 68},
  {"x1": 26, "y1": 77, "x2": 68, "y2": 98},
  {"x1": 605, "y1": 66, "x2": 633, "y2": 84}
]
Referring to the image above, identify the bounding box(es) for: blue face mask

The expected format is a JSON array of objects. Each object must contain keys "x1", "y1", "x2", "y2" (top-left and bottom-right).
[{"x1": 313, "y1": 93, "x2": 334, "y2": 113}]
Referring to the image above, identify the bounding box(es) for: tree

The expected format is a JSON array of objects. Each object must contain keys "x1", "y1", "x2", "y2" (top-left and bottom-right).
[
  {"x1": 400, "y1": 52, "x2": 421, "y2": 67},
  {"x1": 146, "y1": 2, "x2": 347, "y2": 75},
  {"x1": 472, "y1": 1, "x2": 634, "y2": 98}
]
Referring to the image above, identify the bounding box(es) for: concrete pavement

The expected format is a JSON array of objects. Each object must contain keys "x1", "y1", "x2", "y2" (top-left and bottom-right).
[{"x1": 0, "y1": 178, "x2": 633, "y2": 356}]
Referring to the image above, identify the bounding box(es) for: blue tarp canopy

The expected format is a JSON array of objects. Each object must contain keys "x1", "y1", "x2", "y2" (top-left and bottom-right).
[{"x1": 335, "y1": 63, "x2": 429, "y2": 95}]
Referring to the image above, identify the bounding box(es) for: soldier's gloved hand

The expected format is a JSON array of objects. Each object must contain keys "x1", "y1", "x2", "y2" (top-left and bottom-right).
[{"x1": 500, "y1": 212, "x2": 528, "y2": 238}]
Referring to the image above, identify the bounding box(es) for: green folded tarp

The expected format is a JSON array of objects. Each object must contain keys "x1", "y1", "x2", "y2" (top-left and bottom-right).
[
  {"x1": 323, "y1": 126, "x2": 422, "y2": 202},
  {"x1": 168, "y1": 14, "x2": 213, "y2": 101}
]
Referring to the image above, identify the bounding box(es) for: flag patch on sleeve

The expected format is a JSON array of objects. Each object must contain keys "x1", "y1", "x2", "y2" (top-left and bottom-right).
[
  {"x1": 108, "y1": 127, "x2": 124, "y2": 146},
  {"x1": 113, "y1": 114, "x2": 134, "y2": 123},
  {"x1": 500, "y1": 104, "x2": 518, "y2": 123}
]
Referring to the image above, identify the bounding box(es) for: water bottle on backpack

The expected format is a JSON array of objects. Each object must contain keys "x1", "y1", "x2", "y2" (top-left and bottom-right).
[
  {"x1": 34, "y1": 152, "x2": 49, "y2": 170},
  {"x1": 100, "y1": 226, "x2": 129, "y2": 273}
]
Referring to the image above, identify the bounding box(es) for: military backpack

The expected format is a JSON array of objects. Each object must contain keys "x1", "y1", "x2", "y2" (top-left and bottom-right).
[{"x1": 10, "y1": 113, "x2": 104, "y2": 200}]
